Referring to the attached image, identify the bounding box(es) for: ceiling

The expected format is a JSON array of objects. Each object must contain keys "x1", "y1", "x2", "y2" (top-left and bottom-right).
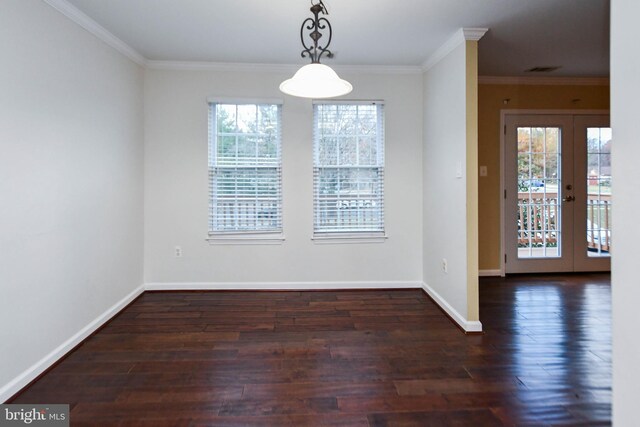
[{"x1": 64, "y1": 0, "x2": 610, "y2": 76}]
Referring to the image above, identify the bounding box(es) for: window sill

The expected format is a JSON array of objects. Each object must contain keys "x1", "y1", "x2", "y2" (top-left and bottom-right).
[
  {"x1": 312, "y1": 233, "x2": 387, "y2": 244},
  {"x1": 207, "y1": 233, "x2": 285, "y2": 245}
]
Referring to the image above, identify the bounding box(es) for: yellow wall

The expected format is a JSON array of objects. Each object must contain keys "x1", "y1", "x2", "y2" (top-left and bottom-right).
[{"x1": 478, "y1": 83, "x2": 610, "y2": 271}]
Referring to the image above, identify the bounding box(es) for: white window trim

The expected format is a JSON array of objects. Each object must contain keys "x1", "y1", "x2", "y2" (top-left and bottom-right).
[
  {"x1": 312, "y1": 232, "x2": 388, "y2": 244},
  {"x1": 207, "y1": 99, "x2": 284, "y2": 242},
  {"x1": 207, "y1": 97, "x2": 284, "y2": 105},
  {"x1": 312, "y1": 100, "x2": 386, "y2": 242},
  {"x1": 207, "y1": 231, "x2": 285, "y2": 245},
  {"x1": 313, "y1": 99, "x2": 385, "y2": 106}
]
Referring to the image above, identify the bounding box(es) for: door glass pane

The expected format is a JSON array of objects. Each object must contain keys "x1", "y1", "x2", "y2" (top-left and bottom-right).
[
  {"x1": 517, "y1": 127, "x2": 561, "y2": 258},
  {"x1": 586, "y1": 127, "x2": 612, "y2": 257}
]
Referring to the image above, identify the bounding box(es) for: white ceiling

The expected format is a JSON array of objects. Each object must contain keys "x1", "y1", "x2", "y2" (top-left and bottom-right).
[{"x1": 63, "y1": 0, "x2": 610, "y2": 76}]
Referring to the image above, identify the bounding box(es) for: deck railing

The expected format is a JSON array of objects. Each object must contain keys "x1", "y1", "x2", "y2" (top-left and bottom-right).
[
  {"x1": 517, "y1": 192, "x2": 611, "y2": 252},
  {"x1": 211, "y1": 195, "x2": 381, "y2": 232},
  {"x1": 210, "y1": 197, "x2": 279, "y2": 231},
  {"x1": 517, "y1": 192, "x2": 559, "y2": 247},
  {"x1": 587, "y1": 194, "x2": 611, "y2": 252}
]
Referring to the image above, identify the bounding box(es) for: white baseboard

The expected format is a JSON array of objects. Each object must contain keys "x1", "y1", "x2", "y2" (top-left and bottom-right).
[
  {"x1": 479, "y1": 269, "x2": 502, "y2": 277},
  {"x1": 0, "y1": 284, "x2": 145, "y2": 403},
  {"x1": 145, "y1": 281, "x2": 423, "y2": 291},
  {"x1": 421, "y1": 282, "x2": 483, "y2": 333}
]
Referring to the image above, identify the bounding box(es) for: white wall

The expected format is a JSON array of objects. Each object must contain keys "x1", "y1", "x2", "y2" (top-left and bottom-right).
[
  {"x1": 0, "y1": 0, "x2": 144, "y2": 401},
  {"x1": 611, "y1": 0, "x2": 640, "y2": 424},
  {"x1": 422, "y1": 41, "x2": 477, "y2": 327},
  {"x1": 144, "y1": 68, "x2": 423, "y2": 286}
]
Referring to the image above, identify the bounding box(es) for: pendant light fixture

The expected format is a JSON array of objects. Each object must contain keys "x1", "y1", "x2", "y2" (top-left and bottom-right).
[{"x1": 279, "y1": 0, "x2": 352, "y2": 99}]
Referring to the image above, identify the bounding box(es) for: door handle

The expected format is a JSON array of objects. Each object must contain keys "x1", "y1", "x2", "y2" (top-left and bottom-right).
[{"x1": 563, "y1": 195, "x2": 575, "y2": 202}]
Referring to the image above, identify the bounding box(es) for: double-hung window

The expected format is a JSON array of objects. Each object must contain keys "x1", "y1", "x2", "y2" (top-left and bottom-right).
[
  {"x1": 313, "y1": 101, "x2": 385, "y2": 239},
  {"x1": 208, "y1": 100, "x2": 282, "y2": 241}
]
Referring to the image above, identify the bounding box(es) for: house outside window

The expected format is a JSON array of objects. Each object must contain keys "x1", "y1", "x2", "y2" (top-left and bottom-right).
[
  {"x1": 313, "y1": 101, "x2": 385, "y2": 240},
  {"x1": 208, "y1": 99, "x2": 283, "y2": 242}
]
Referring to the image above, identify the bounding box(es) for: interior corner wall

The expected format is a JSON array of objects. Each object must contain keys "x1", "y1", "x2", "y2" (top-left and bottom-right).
[
  {"x1": 0, "y1": 0, "x2": 144, "y2": 400},
  {"x1": 477, "y1": 84, "x2": 610, "y2": 272},
  {"x1": 143, "y1": 69, "x2": 423, "y2": 286},
  {"x1": 611, "y1": 0, "x2": 640, "y2": 424},
  {"x1": 422, "y1": 42, "x2": 473, "y2": 323}
]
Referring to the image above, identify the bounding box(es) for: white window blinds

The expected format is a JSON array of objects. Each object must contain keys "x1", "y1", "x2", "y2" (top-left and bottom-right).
[
  {"x1": 208, "y1": 102, "x2": 282, "y2": 234},
  {"x1": 313, "y1": 102, "x2": 385, "y2": 235}
]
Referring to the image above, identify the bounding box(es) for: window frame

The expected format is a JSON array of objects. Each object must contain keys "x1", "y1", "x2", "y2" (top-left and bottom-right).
[
  {"x1": 312, "y1": 100, "x2": 387, "y2": 243},
  {"x1": 206, "y1": 98, "x2": 284, "y2": 244}
]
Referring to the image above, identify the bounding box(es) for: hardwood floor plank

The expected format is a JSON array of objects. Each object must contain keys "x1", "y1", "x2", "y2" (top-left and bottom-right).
[
  {"x1": 114, "y1": 386, "x2": 243, "y2": 403},
  {"x1": 218, "y1": 396, "x2": 339, "y2": 416},
  {"x1": 337, "y1": 394, "x2": 449, "y2": 413},
  {"x1": 368, "y1": 409, "x2": 504, "y2": 427},
  {"x1": 243, "y1": 382, "x2": 398, "y2": 399},
  {"x1": 394, "y1": 378, "x2": 526, "y2": 396}
]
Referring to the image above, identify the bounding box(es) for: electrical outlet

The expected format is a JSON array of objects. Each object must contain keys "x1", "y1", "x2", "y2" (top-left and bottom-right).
[
  {"x1": 175, "y1": 246, "x2": 183, "y2": 258},
  {"x1": 441, "y1": 258, "x2": 448, "y2": 273}
]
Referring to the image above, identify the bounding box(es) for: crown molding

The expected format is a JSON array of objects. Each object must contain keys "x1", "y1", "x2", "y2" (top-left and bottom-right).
[
  {"x1": 422, "y1": 27, "x2": 488, "y2": 71},
  {"x1": 462, "y1": 28, "x2": 489, "y2": 41},
  {"x1": 334, "y1": 64, "x2": 423, "y2": 75},
  {"x1": 42, "y1": 0, "x2": 146, "y2": 66},
  {"x1": 146, "y1": 60, "x2": 423, "y2": 75},
  {"x1": 146, "y1": 61, "x2": 295, "y2": 72},
  {"x1": 479, "y1": 75, "x2": 610, "y2": 86}
]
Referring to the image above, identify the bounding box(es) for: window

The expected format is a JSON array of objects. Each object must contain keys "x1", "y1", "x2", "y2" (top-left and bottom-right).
[
  {"x1": 208, "y1": 100, "x2": 282, "y2": 240},
  {"x1": 313, "y1": 101, "x2": 385, "y2": 238}
]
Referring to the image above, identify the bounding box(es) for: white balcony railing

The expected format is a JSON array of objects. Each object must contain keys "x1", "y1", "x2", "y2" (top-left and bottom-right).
[{"x1": 517, "y1": 192, "x2": 611, "y2": 253}]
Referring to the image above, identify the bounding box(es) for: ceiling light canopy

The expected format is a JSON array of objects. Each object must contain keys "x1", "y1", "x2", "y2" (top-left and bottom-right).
[{"x1": 279, "y1": 0, "x2": 352, "y2": 99}]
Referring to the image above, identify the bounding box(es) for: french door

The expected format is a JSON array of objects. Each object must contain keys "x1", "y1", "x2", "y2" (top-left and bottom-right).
[{"x1": 504, "y1": 113, "x2": 611, "y2": 273}]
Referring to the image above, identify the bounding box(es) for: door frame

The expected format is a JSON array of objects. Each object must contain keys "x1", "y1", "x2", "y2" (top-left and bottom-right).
[{"x1": 498, "y1": 109, "x2": 610, "y2": 276}]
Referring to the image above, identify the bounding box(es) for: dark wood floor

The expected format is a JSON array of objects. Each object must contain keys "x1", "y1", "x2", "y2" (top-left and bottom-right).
[{"x1": 10, "y1": 274, "x2": 611, "y2": 426}]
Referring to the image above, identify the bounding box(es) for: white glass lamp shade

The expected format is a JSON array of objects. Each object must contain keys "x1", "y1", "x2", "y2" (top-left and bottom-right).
[{"x1": 280, "y1": 63, "x2": 352, "y2": 99}]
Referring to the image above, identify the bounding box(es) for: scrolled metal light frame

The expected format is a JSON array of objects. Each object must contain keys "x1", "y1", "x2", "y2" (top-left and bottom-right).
[{"x1": 300, "y1": 1, "x2": 334, "y2": 64}]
